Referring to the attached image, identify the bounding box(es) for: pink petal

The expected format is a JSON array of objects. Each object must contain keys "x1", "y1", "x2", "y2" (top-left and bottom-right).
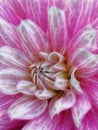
[
  {"x1": 68, "y1": 25, "x2": 97, "y2": 54},
  {"x1": 0, "y1": 68, "x2": 30, "y2": 94},
  {"x1": 79, "y1": 110, "x2": 98, "y2": 130},
  {"x1": 0, "y1": 79, "x2": 18, "y2": 95},
  {"x1": 0, "y1": 68, "x2": 30, "y2": 80},
  {"x1": 26, "y1": 0, "x2": 49, "y2": 32},
  {"x1": 73, "y1": 0, "x2": 94, "y2": 33},
  {"x1": 48, "y1": 6, "x2": 67, "y2": 53},
  {"x1": 8, "y1": 96, "x2": 47, "y2": 120},
  {"x1": 69, "y1": 48, "x2": 98, "y2": 77},
  {"x1": 72, "y1": 93, "x2": 91, "y2": 128},
  {"x1": 0, "y1": 46, "x2": 31, "y2": 69},
  {"x1": 82, "y1": 77, "x2": 98, "y2": 108},
  {"x1": 0, "y1": 18, "x2": 20, "y2": 48},
  {"x1": 0, "y1": 4, "x2": 20, "y2": 25},
  {"x1": 22, "y1": 111, "x2": 61, "y2": 130},
  {"x1": 65, "y1": 0, "x2": 94, "y2": 37},
  {"x1": 17, "y1": 80, "x2": 36, "y2": 95},
  {"x1": 18, "y1": 20, "x2": 50, "y2": 61},
  {"x1": 2, "y1": 0, "x2": 26, "y2": 19},
  {"x1": 0, "y1": 94, "x2": 27, "y2": 129},
  {"x1": 49, "y1": 90, "x2": 76, "y2": 118}
]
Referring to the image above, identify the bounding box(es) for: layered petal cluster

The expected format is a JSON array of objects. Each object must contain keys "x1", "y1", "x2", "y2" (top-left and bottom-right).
[{"x1": 0, "y1": 0, "x2": 98, "y2": 130}]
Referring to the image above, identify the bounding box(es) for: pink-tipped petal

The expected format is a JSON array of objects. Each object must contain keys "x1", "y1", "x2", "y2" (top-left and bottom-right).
[
  {"x1": 22, "y1": 111, "x2": 60, "y2": 130},
  {"x1": 72, "y1": 93, "x2": 91, "y2": 128},
  {"x1": 26, "y1": 0, "x2": 49, "y2": 32},
  {"x1": 48, "y1": 6, "x2": 67, "y2": 53},
  {"x1": 0, "y1": 4, "x2": 20, "y2": 25},
  {"x1": 79, "y1": 110, "x2": 98, "y2": 130},
  {"x1": 68, "y1": 25, "x2": 97, "y2": 53},
  {"x1": 2, "y1": 0, "x2": 27, "y2": 19},
  {"x1": 0, "y1": 18, "x2": 20, "y2": 48},
  {"x1": 49, "y1": 90, "x2": 76, "y2": 118},
  {"x1": 0, "y1": 46, "x2": 31, "y2": 69},
  {"x1": 70, "y1": 67, "x2": 83, "y2": 93},
  {"x1": 8, "y1": 96, "x2": 47, "y2": 120},
  {"x1": 69, "y1": 48, "x2": 98, "y2": 77},
  {"x1": 0, "y1": 68, "x2": 30, "y2": 94},
  {"x1": 18, "y1": 20, "x2": 50, "y2": 61}
]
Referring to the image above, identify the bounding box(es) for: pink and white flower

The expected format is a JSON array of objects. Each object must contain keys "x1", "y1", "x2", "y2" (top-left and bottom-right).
[{"x1": 0, "y1": 0, "x2": 98, "y2": 130}]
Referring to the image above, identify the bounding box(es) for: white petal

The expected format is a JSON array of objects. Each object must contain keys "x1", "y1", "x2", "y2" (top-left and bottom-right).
[
  {"x1": 49, "y1": 91, "x2": 76, "y2": 118},
  {"x1": 17, "y1": 80, "x2": 36, "y2": 95},
  {"x1": 48, "y1": 52, "x2": 65, "y2": 63},
  {"x1": 0, "y1": 79, "x2": 18, "y2": 95},
  {"x1": 69, "y1": 48, "x2": 98, "y2": 77},
  {"x1": 0, "y1": 46, "x2": 31, "y2": 68},
  {"x1": 0, "y1": 68, "x2": 30, "y2": 94},
  {"x1": 0, "y1": 68, "x2": 30, "y2": 80},
  {"x1": 54, "y1": 77, "x2": 69, "y2": 90},
  {"x1": 18, "y1": 20, "x2": 50, "y2": 61},
  {"x1": 70, "y1": 48, "x2": 98, "y2": 68},
  {"x1": 8, "y1": 96, "x2": 47, "y2": 120},
  {"x1": 68, "y1": 25, "x2": 97, "y2": 52},
  {"x1": 39, "y1": 52, "x2": 49, "y2": 60},
  {"x1": 72, "y1": 94, "x2": 92, "y2": 128},
  {"x1": 35, "y1": 89, "x2": 56, "y2": 100},
  {"x1": 48, "y1": 6, "x2": 67, "y2": 53},
  {"x1": 70, "y1": 67, "x2": 83, "y2": 93}
]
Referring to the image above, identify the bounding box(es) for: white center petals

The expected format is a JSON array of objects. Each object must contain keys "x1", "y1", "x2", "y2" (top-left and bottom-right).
[
  {"x1": 48, "y1": 52, "x2": 65, "y2": 63},
  {"x1": 54, "y1": 77, "x2": 69, "y2": 90},
  {"x1": 35, "y1": 89, "x2": 56, "y2": 100}
]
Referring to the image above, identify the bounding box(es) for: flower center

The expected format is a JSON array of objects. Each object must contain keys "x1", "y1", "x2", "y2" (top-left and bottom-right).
[{"x1": 30, "y1": 52, "x2": 70, "y2": 100}]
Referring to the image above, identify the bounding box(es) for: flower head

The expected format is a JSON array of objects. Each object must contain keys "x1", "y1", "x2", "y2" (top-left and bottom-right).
[{"x1": 0, "y1": 0, "x2": 98, "y2": 130}]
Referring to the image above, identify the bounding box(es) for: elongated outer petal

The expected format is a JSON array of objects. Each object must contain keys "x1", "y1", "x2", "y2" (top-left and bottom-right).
[
  {"x1": 0, "y1": 3, "x2": 20, "y2": 25},
  {"x1": 26, "y1": 0, "x2": 49, "y2": 31},
  {"x1": 82, "y1": 77, "x2": 98, "y2": 108},
  {"x1": 65, "y1": 0, "x2": 94, "y2": 37},
  {"x1": 49, "y1": 90, "x2": 76, "y2": 118},
  {"x1": 0, "y1": 46, "x2": 31, "y2": 69},
  {"x1": 68, "y1": 25, "x2": 97, "y2": 54},
  {"x1": 48, "y1": 6, "x2": 67, "y2": 53},
  {"x1": 69, "y1": 48, "x2": 98, "y2": 77},
  {"x1": 8, "y1": 96, "x2": 47, "y2": 120},
  {"x1": 0, "y1": 94, "x2": 26, "y2": 129},
  {"x1": 0, "y1": 18, "x2": 20, "y2": 48},
  {"x1": 79, "y1": 110, "x2": 98, "y2": 130},
  {"x1": 0, "y1": 79, "x2": 19, "y2": 95},
  {"x1": 72, "y1": 93, "x2": 91, "y2": 128},
  {"x1": 18, "y1": 20, "x2": 50, "y2": 61},
  {"x1": 0, "y1": 68, "x2": 30, "y2": 94},
  {"x1": 1, "y1": 0, "x2": 26, "y2": 19},
  {"x1": 22, "y1": 111, "x2": 61, "y2": 130}
]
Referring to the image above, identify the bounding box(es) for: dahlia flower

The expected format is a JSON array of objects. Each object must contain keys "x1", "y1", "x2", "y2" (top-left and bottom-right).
[{"x1": 0, "y1": 0, "x2": 98, "y2": 130}]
